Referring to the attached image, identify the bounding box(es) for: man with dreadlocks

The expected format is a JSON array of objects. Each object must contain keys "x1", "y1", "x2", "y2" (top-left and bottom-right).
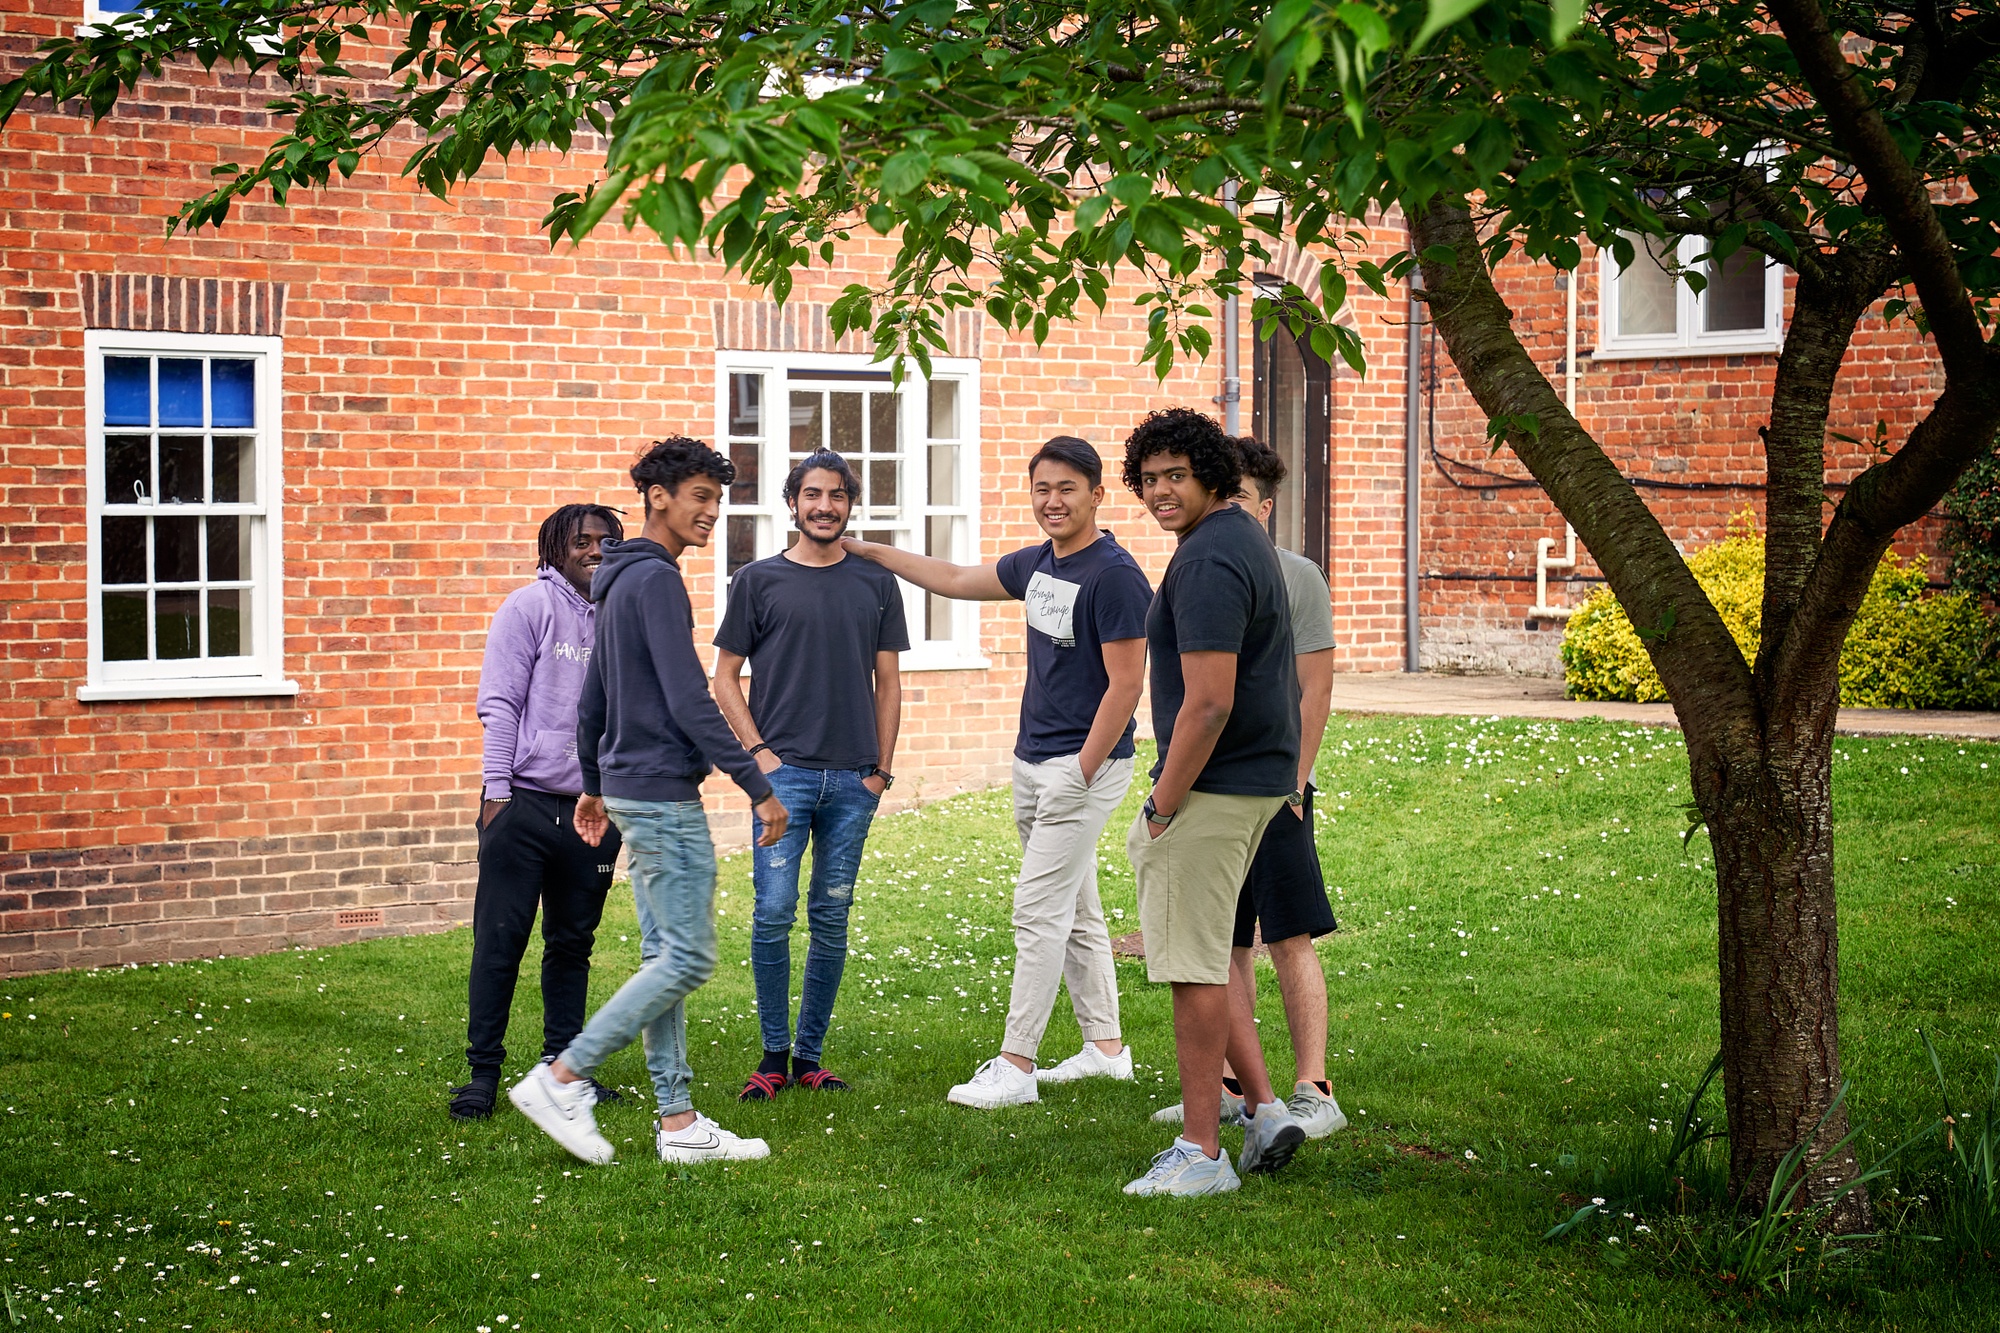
[{"x1": 451, "y1": 502, "x2": 627, "y2": 1121}]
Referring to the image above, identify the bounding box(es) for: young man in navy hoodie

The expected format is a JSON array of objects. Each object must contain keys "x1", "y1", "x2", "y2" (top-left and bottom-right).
[
  {"x1": 509, "y1": 438, "x2": 789, "y2": 1167},
  {"x1": 453, "y1": 503, "x2": 624, "y2": 1122}
]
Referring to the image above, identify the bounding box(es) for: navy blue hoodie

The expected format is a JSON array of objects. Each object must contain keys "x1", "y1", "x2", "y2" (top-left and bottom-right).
[{"x1": 577, "y1": 538, "x2": 773, "y2": 804}]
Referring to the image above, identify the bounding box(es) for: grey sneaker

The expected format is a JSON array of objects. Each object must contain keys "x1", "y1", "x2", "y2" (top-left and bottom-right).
[
  {"x1": 1123, "y1": 1138, "x2": 1241, "y2": 1197},
  {"x1": 1287, "y1": 1081, "x2": 1349, "y2": 1139},
  {"x1": 1238, "y1": 1101, "x2": 1307, "y2": 1176},
  {"x1": 1148, "y1": 1088, "x2": 1247, "y2": 1126},
  {"x1": 508, "y1": 1062, "x2": 615, "y2": 1165}
]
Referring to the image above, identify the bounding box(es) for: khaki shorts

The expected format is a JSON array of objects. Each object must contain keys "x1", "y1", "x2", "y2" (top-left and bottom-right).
[{"x1": 1128, "y1": 791, "x2": 1287, "y2": 984}]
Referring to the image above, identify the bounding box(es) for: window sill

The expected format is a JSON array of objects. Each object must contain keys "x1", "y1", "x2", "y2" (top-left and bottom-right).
[
  {"x1": 1589, "y1": 338, "x2": 1782, "y2": 362},
  {"x1": 899, "y1": 648, "x2": 991, "y2": 673},
  {"x1": 78, "y1": 678, "x2": 301, "y2": 703}
]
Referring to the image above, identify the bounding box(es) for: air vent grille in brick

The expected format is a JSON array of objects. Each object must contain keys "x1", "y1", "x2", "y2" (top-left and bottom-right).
[{"x1": 335, "y1": 909, "x2": 385, "y2": 928}]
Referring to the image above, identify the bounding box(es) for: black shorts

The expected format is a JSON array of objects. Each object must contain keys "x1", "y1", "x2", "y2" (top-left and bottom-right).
[{"x1": 1233, "y1": 784, "x2": 1337, "y2": 949}]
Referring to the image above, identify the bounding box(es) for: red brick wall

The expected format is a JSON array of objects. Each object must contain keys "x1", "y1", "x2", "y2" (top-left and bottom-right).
[
  {"x1": 0, "y1": 10, "x2": 1218, "y2": 974},
  {"x1": 1411, "y1": 247, "x2": 1947, "y2": 675}
]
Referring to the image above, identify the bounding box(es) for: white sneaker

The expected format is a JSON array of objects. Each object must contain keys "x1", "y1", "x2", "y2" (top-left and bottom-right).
[
  {"x1": 1238, "y1": 1101, "x2": 1307, "y2": 1176},
  {"x1": 1287, "y1": 1080, "x2": 1349, "y2": 1139},
  {"x1": 947, "y1": 1057, "x2": 1040, "y2": 1110},
  {"x1": 508, "y1": 1062, "x2": 615, "y2": 1166},
  {"x1": 1149, "y1": 1088, "x2": 1246, "y2": 1125},
  {"x1": 656, "y1": 1112, "x2": 770, "y2": 1164},
  {"x1": 1123, "y1": 1138, "x2": 1241, "y2": 1197},
  {"x1": 1037, "y1": 1043, "x2": 1134, "y2": 1084}
]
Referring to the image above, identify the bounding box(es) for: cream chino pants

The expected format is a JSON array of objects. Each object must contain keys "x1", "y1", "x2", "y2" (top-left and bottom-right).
[{"x1": 1001, "y1": 753, "x2": 1134, "y2": 1061}]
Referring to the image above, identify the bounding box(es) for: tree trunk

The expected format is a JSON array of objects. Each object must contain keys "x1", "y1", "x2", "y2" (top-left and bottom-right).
[{"x1": 1700, "y1": 696, "x2": 1869, "y2": 1230}]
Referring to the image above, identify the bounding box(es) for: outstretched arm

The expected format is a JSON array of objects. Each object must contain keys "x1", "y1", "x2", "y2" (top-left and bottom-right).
[{"x1": 843, "y1": 537, "x2": 1008, "y2": 600}]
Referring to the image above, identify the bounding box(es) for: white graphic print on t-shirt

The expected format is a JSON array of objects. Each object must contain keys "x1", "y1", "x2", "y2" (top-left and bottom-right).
[{"x1": 1023, "y1": 571, "x2": 1082, "y2": 647}]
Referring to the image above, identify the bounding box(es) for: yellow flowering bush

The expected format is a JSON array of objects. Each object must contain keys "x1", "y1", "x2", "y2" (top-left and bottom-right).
[{"x1": 1562, "y1": 516, "x2": 2000, "y2": 709}]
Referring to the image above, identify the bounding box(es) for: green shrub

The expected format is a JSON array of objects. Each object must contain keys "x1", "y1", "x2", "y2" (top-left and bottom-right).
[
  {"x1": 1562, "y1": 518, "x2": 2000, "y2": 709},
  {"x1": 1942, "y1": 444, "x2": 2000, "y2": 604}
]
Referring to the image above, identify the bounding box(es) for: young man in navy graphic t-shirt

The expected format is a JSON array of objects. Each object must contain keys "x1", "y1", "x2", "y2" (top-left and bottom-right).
[{"x1": 846, "y1": 436, "x2": 1153, "y2": 1110}]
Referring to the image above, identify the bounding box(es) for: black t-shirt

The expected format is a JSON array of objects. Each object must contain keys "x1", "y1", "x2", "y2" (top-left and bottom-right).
[
  {"x1": 995, "y1": 532, "x2": 1154, "y2": 763},
  {"x1": 1146, "y1": 503, "x2": 1300, "y2": 796},
  {"x1": 713, "y1": 553, "x2": 911, "y2": 769}
]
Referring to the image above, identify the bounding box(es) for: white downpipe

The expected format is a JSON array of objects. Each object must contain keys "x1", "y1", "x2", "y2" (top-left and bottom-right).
[{"x1": 1530, "y1": 262, "x2": 1580, "y2": 620}]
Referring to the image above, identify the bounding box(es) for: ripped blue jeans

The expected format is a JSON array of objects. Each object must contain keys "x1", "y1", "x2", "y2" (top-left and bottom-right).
[{"x1": 750, "y1": 764, "x2": 879, "y2": 1064}]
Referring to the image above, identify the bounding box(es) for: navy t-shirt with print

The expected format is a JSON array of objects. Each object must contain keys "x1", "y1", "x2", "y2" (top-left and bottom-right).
[
  {"x1": 995, "y1": 532, "x2": 1154, "y2": 763},
  {"x1": 1146, "y1": 503, "x2": 1300, "y2": 796},
  {"x1": 713, "y1": 553, "x2": 911, "y2": 770}
]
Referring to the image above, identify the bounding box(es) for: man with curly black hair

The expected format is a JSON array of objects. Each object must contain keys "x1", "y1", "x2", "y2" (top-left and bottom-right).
[
  {"x1": 509, "y1": 437, "x2": 789, "y2": 1170},
  {"x1": 1119, "y1": 408, "x2": 1306, "y2": 1198}
]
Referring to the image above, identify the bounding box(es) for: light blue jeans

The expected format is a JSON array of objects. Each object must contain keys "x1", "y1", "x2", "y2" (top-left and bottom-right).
[{"x1": 558, "y1": 798, "x2": 717, "y2": 1118}]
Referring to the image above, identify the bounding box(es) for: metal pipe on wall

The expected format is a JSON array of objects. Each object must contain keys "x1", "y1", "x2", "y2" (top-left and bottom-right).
[
  {"x1": 1404, "y1": 267, "x2": 1424, "y2": 672},
  {"x1": 1220, "y1": 180, "x2": 1241, "y2": 434}
]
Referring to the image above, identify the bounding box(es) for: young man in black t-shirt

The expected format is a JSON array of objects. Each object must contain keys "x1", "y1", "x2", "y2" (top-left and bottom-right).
[
  {"x1": 1120, "y1": 408, "x2": 1306, "y2": 1198},
  {"x1": 846, "y1": 437, "x2": 1153, "y2": 1110},
  {"x1": 714, "y1": 450, "x2": 909, "y2": 1100}
]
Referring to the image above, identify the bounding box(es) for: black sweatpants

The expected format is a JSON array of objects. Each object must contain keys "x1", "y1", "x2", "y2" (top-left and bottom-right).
[{"x1": 465, "y1": 787, "x2": 620, "y2": 1081}]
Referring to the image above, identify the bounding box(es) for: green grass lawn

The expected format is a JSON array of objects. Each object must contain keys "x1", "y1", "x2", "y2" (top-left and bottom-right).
[{"x1": 4, "y1": 716, "x2": 1997, "y2": 1331}]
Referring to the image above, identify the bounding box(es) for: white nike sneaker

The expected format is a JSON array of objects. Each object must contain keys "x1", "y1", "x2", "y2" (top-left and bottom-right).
[
  {"x1": 1286, "y1": 1080, "x2": 1349, "y2": 1139},
  {"x1": 1149, "y1": 1088, "x2": 1246, "y2": 1126},
  {"x1": 1238, "y1": 1101, "x2": 1307, "y2": 1176},
  {"x1": 656, "y1": 1112, "x2": 770, "y2": 1164},
  {"x1": 947, "y1": 1056, "x2": 1040, "y2": 1110},
  {"x1": 1036, "y1": 1043, "x2": 1134, "y2": 1084},
  {"x1": 1123, "y1": 1138, "x2": 1241, "y2": 1197},
  {"x1": 508, "y1": 1062, "x2": 615, "y2": 1166}
]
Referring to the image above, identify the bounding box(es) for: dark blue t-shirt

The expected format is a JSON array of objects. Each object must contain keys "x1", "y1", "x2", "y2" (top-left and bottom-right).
[
  {"x1": 995, "y1": 532, "x2": 1153, "y2": 763},
  {"x1": 1147, "y1": 504, "x2": 1299, "y2": 796},
  {"x1": 713, "y1": 553, "x2": 911, "y2": 770}
]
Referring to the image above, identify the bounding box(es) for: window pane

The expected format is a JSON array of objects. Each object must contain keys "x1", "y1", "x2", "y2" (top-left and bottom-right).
[
  {"x1": 102, "y1": 591, "x2": 148, "y2": 660},
  {"x1": 155, "y1": 591, "x2": 200, "y2": 660},
  {"x1": 868, "y1": 460, "x2": 898, "y2": 509},
  {"x1": 211, "y1": 359, "x2": 256, "y2": 428},
  {"x1": 160, "y1": 435, "x2": 204, "y2": 503},
  {"x1": 207, "y1": 588, "x2": 247, "y2": 657},
  {"x1": 106, "y1": 434, "x2": 150, "y2": 505},
  {"x1": 212, "y1": 436, "x2": 256, "y2": 504},
  {"x1": 726, "y1": 515, "x2": 758, "y2": 577},
  {"x1": 1704, "y1": 248, "x2": 1767, "y2": 332},
  {"x1": 101, "y1": 516, "x2": 147, "y2": 585},
  {"x1": 729, "y1": 373, "x2": 762, "y2": 436},
  {"x1": 155, "y1": 515, "x2": 200, "y2": 583},
  {"x1": 926, "y1": 515, "x2": 957, "y2": 639},
  {"x1": 157, "y1": 359, "x2": 204, "y2": 427},
  {"x1": 1259, "y1": 321, "x2": 1309, "y2": 553},
  {"x1": 728, "y1": 440, "x2": 759, "y2": 505},
  {"x1": 869, "y1": 393, "x2": 898, "y2": 454},
  {"x1": 104, "y1": 356, "x2": 151, "y2": 426},
  {"x1": 206, "y1": 515, "x2": 251, "y2": 583},
  {"x1": 928, "y1": 380, "x2": 959, "y2": 439},
  {"x1": 789, "y1": 391, "x2": 822, "y2": 451},
  {"x1": 1616, "y1": 235, "x2": 1677, "y2": 338},
  {"x1": 928, "y1": 444, "x2": 958, "y2": 507},
  {"x1": 829, "y1": 392, "x2": 863, "y2": 454}
]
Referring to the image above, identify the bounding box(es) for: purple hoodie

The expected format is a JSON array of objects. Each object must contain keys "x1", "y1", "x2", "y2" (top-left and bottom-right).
[{"x1": 478, "y1": 567, "x2": 595, "y2": 799}]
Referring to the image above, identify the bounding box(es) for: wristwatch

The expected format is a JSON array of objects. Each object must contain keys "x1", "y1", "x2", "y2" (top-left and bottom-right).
[
  {"x1": 1286, "y1": 789, "x2": 1305, "y2": 808},
  {"x1": 1143, "y1": 796, "x2": 1176, "y2": 827},
  {"x1": 860, "y1": 764, "x2": 895, "y2": 789}
]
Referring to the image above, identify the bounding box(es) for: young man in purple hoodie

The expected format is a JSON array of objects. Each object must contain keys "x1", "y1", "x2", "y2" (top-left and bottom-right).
[{"x1": 452, "y1": 503, "x2": 625, "y2": 1122}]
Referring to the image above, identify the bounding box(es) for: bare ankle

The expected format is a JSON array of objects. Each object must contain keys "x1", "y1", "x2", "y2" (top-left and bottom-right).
[
  {"x1": 659, "y1": 1110, "x2": 696, "y2": 1132},
  {"x1": 999, "y1": 1052, "x2": 1034, "y2": 1074},
  {"x1": 1092, "y1": 1039, "x2": 1124, "y2": 1057},
  {"x1": 549, "y1": 1060, "x2": 582, "y2": 1084}
]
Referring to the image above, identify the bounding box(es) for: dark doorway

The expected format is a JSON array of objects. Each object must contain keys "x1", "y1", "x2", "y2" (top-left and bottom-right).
[{"x1": 1251, "y1": 277, "x2": 1332, "y2": 570}]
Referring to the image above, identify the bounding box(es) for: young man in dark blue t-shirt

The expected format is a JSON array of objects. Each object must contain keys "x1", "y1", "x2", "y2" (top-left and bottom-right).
[
  {"x1": 846, "y1": 437, "x2": 1153, "y2": 1110},
  {"x1": 1121, "y1": 408, "x2": 1305, "y2": 1197},
  {"x1": 714, "y1": 450, "x2": 909, "y2": 1101}
]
